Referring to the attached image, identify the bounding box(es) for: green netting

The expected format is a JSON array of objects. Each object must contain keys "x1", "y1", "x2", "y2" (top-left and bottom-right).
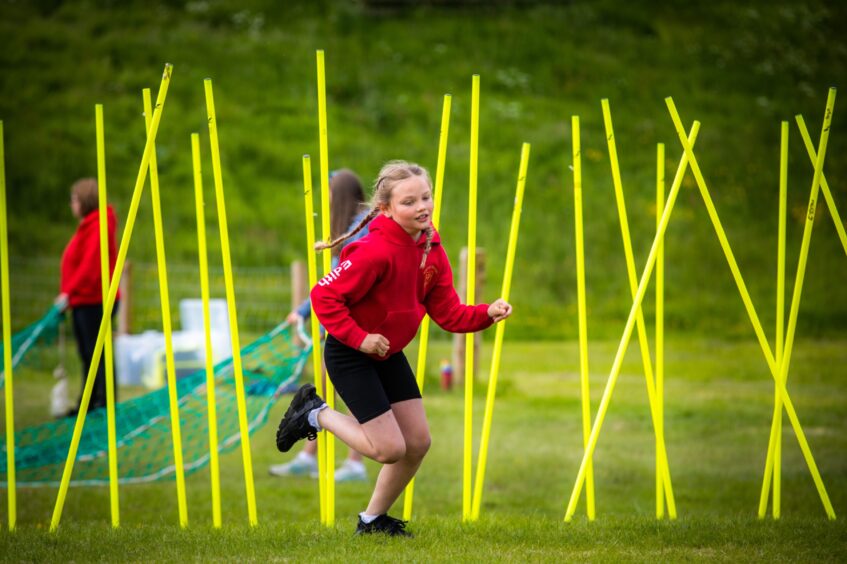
[
  {"x1": 0, "y1": 321, "x2": 310, "y2": 487},
  {"x1": 0, "y1": 305, "x2": 64, "y2": 389}
]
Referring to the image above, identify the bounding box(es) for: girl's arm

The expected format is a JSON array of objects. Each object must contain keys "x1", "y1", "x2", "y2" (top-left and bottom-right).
[
  {"x1": 310, "y1": 248, "x2": 382, "y2": 350},
  {"x1": 424, "y1": 247, "x2": 494, "y2": 333}
]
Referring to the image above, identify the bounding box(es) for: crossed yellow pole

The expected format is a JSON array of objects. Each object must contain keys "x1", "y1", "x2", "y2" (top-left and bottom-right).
[
  {"x1": 564, "y1": 120, "x2": 699, "y2": 521},
  {"x1": 94, "y1": 104, "x2": 120, "y2": 527},
  {"x1": 143, "y1": 88, "x2": 188, "y2": 528},
  {"x1": 664, "y1": 94, "x2": 836, "y2": 520},
  {"x1": 50, "y1": 64, "x2": 173, "y2": 533},
  {"x1": 403, "y1": 94, "x2": 452, "y2": 521},
  {"x1": 601, "y1": 99, "x2": 676, "y2": 518},
  {"x1": 470, "y1": 143, "x2": 530, "y2": 520},
  {"x1": 204, "y1": 78, "x2": 258, "y2": 526},
  {"x1": 758, "y1": 121, "x2": 789, "y2": 519},
  {"x1": 655, "y1": 142, "x2": 666, "y2": 519},
  {"x1": 191, "y1": 133, "x2": 222, "y2": 528}
]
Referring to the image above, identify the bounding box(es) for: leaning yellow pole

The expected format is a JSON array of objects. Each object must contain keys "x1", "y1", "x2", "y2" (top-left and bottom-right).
[
  {"x1": 301, "y1": 155, "x2": 325, "y2": 523},
  {"x1": 600, "y1": 99, "x2": 675, "y2": 516},
  {"x1": 665, "y1": 96, "x2": 835, "y2": 520},
  {"x1": 764, "y1": 97, "x2": 838, "y2": 519},
  {"x1": 95, "y1": 104, "x2": 120, "y2": 528},
  {"x1": 192, "y1": 133, "x2": 222, "y2": 528},
  {"x1": 51, "y1": 64, "x2": 173, "y2": 533},
  {"x1": 564, "y1": 121, "x2": 700, "y2": 522},
  {"x1": 143, "y1": 89, "x2": 188, "y2": 528},
  {"x1": 463, "y1": 74, "x2": 480, "y2": 522},
  {"x1": 572, "y1": 116, "x2": 595, "y2": 520},
  {"x1": 656, "y1": 142, "x2": 666, "y2": 519},
  {"x1": 795, "y1": 116, "x2": 847, "y2": 258},
  {"x1": 204, "y1": 78, "x2": 258, "y2": 527},
  {"x1": 758, "y1": 121, "x2": 789, "y2": 519},
  {"x1": 0, "y1": 120, "x2": 16, "y2": 532},
  {"x1": 403, "y1": 93, "x2": 452, "y2": 522},
  {"x1": 315, "y1": 49, "x2": 335, "y2": 525},
  {"x1": 470, "y1": 143, "x2": 530, "y2": 520}
]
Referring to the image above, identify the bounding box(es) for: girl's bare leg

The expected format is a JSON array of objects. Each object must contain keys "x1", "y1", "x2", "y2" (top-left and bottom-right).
[{"x1": 364, "y1": 399, "x2": 430, "y2": 516}]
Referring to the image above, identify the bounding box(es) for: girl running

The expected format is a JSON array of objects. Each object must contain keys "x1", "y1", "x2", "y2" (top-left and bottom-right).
[{"x1": 275, "y1": 161, "x2": 512, "y2": 536}]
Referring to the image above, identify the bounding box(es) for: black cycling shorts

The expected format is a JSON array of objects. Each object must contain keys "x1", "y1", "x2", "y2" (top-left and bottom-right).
[{"x1": 324, "y1": 334, "x2": 422, "y2": 424}]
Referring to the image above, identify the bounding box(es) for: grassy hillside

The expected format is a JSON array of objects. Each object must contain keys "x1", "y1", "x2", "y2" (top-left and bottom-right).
[{"x1": 1, "y1": 0, "x2": 847, "y2": 339}]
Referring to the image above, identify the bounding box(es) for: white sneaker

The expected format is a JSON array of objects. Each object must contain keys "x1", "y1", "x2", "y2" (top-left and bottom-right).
[
  {"x1": 269, "y1": 453, "x2": 318, "y2": 478},
  {"x1": 334, "y1": 460, "x2": 368, "y2": 482}
]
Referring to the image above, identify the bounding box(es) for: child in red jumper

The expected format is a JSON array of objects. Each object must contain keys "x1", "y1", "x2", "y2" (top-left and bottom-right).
[
  {"x1": 275, "y1": 161, "x2": 512, "y2": 536},
  {"x1": 57, "y1": 178, "x2": 119, "y2": 414}
]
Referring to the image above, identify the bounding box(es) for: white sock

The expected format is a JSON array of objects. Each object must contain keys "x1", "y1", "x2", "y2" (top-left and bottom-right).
[
  {"x1": 307, "y1": 404, "x2": 328, "y2": 431},
  {"x1": 359, "y1": 512, "x2": 380, "y2": 524}
]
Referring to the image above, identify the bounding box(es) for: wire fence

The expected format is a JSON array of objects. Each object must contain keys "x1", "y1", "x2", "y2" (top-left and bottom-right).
[{"x1": 7, "y1": 257, "x2": 293, "y2": 336}]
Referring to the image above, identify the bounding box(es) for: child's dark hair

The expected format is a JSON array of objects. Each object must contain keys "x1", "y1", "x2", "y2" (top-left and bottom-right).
[
  {"x1": 328, "y1": 169, "x2": 367, "y2": 257},
  {"x1": 315, "y1": 161, "x2": 434, "y2": 268}
]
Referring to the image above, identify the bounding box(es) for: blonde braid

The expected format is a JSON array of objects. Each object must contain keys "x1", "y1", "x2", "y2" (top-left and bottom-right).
[
  {"x1": 314, "y1": 207, "x2": 380, "y2": 252},
  {"x1": 419, "y1": 225, "x2": 434, "y2": 269}
]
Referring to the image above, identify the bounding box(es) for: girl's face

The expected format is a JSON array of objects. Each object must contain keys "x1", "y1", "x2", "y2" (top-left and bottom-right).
[{"x1": 383, "y1": 175, "x2": 433, "y2": 238}]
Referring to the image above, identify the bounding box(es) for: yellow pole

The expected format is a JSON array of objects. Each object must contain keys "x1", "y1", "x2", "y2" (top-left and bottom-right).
[
  {"x1": 204, "y1": 78, "x2": 258, "y2": 527},
  {"x1": 315, "y1": 49, "x2": 335, "y2": 526},
  {"x1": 600, "y1": 99, "x2": 675, "y2": 516},
  {"x1": 403, "y1": 93, "x2": 452, "y2": 521},
  {"x1": 572, "y1": 116, "x2": 595, "y2": 520},
  {"x1": 143, "y1": 89, "x2": 188, "y2": 528},
  {"x1": 51, "y1": 64, "x2": 173, "y2": 533},
  {"x1": 301, "y1": 155, "x2": 325, "y2": 523},
  {"x1": 656, "y1": 142, "x2": 665, "y2": 519},
  {"x1": 665, "y1": 96, "x2": 835, "y2": 520},
  {"x1": 564, "y1": 121, "x2": 700, "y2": 522},
  {"x1": 95, "y1": 104, "x2": 120, "y2": 528},
  {"x1": 470, "y1": 143, "x2": 530, "y2": 520},
  {"x1": 767, "y1": 99, "x2": 837, "y2": 519},
  {"x1": 795, "y1": 116, "x2": 847, "y2": 258},
  {"x1": 464, "y1": 73, "x2": 480, "y2": 522},
  {"x1": 758, "y1": 121, "x2": 789, "y2": 519},
  {"x1": 0, "y1": 120, "x2": 16, "y2": 532},
  {"x1": 192, "y1": 133, "x2": 222, "y2": 528},
  {"x1": 773, "y1": 120, "x2": 788, "y2": 519}
]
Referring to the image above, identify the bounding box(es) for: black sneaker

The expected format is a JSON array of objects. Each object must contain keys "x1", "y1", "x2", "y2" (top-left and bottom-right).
[
  {"x1": 355, "y1": 514, "x2": 413, "y2": 537},
  {"x1": 275, "y1": 383, "x2": 325, "y2": 452}
]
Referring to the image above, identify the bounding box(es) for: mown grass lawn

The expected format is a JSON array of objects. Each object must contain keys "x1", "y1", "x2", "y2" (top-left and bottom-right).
[{"x1": 2, "y1": 337, "x2": 845, "y2": 561}]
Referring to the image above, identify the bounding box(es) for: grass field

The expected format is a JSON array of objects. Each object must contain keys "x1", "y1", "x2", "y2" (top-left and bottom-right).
[{"x1": 2, "y1": 338, "x2": 845, "y2": 561}]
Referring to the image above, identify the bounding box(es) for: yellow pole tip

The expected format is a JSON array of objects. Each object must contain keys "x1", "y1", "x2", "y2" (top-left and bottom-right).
[{"x1": 473, "y1": 74, "x2": 480, "y2": 79}]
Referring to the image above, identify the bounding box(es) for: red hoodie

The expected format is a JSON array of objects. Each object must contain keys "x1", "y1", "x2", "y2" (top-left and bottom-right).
[
  {"x1": 60, "y1": 206, "x2": 119, "y2": 307},
  {"x1": 311, "y1": 214, "x2": 493, "y2": 358}
]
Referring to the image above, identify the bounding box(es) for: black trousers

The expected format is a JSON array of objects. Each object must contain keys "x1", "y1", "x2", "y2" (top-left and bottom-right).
[{"x1": 71, "y1": 302, "x2": 118, "y2": 412}]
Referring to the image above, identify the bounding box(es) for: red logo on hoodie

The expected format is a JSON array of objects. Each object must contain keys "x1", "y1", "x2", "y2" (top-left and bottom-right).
[{"x1": 422, "y1": 265, "x2": 438, "y2": 293}]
